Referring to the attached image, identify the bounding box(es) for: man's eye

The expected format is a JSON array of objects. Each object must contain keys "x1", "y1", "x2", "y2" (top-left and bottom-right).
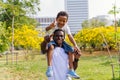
[
  {"x1": 55, "y1": 35, "x2": 63, "y2": 37},
  {"x1": 55, "y1": 35, "x2": 58, "y2": 37},
  {"x1": 60, "y1": 35, "x2": 64, "y2": 37}
]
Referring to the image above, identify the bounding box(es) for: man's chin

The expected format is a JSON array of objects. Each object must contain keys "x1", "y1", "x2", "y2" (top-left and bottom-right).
[{"x1": 56, "y1": 42, "x2": 62, "y2": 46}]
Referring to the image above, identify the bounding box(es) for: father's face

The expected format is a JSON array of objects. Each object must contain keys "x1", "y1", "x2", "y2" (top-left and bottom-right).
[{"x1": 53, "y1": 31, "x2": 64, "y2": 46}]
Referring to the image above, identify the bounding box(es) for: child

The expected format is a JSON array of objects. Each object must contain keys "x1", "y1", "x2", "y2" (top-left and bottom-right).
[{"x1": 45, "y1": 11, "x2": 81, "y2": 79}]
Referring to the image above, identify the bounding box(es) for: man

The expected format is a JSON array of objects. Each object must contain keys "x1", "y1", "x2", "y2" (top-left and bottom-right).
[{"x1": 46, "y1": 29, "x2": 80, "y2": 80}]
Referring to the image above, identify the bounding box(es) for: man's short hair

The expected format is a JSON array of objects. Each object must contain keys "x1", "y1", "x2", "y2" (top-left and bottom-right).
[
  {"x1": 53, "y1": 29, "x2": 65, "y2": 38},
  {"x1": 53, "y1": 29, "x2": 65, "y2": 39}
]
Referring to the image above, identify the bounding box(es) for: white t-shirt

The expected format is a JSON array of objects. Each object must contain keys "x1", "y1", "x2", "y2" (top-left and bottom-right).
[
  {"x1": 48, "y1": 47, "x2": 69, "y2": 80},
  {"x1": 46, "y1": 24, "x2": 72, "y2": 36},
  {"x1": 53, "y1": 24, "x2": 71, "y2": 35}
]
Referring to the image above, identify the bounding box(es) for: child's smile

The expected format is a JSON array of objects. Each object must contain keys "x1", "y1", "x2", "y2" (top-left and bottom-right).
[{"x1": 56, "y1": 16, "x2": 68, "y2": 28}]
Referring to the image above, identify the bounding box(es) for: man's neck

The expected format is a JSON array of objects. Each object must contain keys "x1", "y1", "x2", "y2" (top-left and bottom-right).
[
  {"x1": 55, "y1": 42, "x2": 62, "y2": 47},
  {"x1": 56, "y1": 43, "x2": 62, "y2": 47}
]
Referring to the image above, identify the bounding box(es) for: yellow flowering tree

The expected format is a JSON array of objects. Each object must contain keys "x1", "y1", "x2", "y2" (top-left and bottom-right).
[
  {"x1": 10, "y1": 25, "x2": 44, "y2": 52},
  {"x1": 65, "y1": 36, "x2": 73, "y2": 46},
  {"x1": 74, "y1": 26, "x2": 120, "y2": 51}
]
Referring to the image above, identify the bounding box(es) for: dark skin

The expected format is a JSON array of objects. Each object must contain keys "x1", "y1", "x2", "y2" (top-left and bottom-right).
[
  {"x1": 54, "y1": 30, "x2": 80, "y2": 70},
  {"x1": 46, "y1": 15, "x2": 81, "y2": 61},
  {"x1": 47, "y1": 30, "x2": 78, "y2": 70},
  {"x1": 53, "y1": 31, "x2": 64, "y2": 47},
  {"x1": 47, "y1": 30, "x2": 64, "y2": 66}
]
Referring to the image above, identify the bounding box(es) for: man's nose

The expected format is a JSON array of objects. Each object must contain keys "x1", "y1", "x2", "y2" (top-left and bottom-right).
[
  {"x1": 57, "y1": 36, "x2": 63, "y2": 39},
  {"x1": 58, "y1": 36, "x2": 61, "y2": 39}
]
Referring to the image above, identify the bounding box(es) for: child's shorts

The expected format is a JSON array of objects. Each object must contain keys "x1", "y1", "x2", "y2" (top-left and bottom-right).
[{"x1": 48, "y1": 41, "x2": 74, "y2": 54}]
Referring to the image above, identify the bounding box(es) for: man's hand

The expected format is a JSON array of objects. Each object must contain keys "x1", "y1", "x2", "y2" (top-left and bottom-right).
[{"x1": 73, "y1": 46, "x2": 81, "y2": 70}]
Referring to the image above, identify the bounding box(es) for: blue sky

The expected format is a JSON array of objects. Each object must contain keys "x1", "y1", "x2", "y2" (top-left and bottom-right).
[{"x1": 35, "y1": 0, "x2": 120, "y2": 19}]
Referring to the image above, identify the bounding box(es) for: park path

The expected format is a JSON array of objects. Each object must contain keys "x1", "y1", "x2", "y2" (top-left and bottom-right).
[
  {"x1": 0, "y1": 67, "x2": 18, "y2": 80},
  {"x1": 0, "y1": 53, "x2": 21, "y2": 80}
]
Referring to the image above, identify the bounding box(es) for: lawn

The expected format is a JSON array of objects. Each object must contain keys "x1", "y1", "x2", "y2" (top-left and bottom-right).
[{"x1": 0, "y1": 50, "x2": 120, "y2": 80}]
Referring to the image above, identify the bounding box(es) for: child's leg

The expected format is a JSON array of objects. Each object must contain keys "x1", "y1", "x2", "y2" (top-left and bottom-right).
[
  {"x1": 68, "y1": 52, "x2": 74, "y2": 69},
  {"x1": 46, "y1": 45, "x2": 54, "y2": 77},
  {"x1": 67, "y1": 52, "x2": 80, "y2": 79},
  {"x1": 73, "y1": 50, "x2": 81, "y2": 70},
  {"x1": 47, "y1": 36, "x2": 54, "y2": 66},
  {"x1": 47, "y1": 45, "x2": 54, "y2": 66}
]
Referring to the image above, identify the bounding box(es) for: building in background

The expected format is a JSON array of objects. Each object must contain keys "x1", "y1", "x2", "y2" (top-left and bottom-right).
[
  {"x1": 35, "y1": 17, "x2": 55, "y2": 29},
  {"x1": 35, "y1": 0, "x2": 88, "y2": 34},
  {"x1": 65, "y1": 0, "x2": 88, "y2": 34}
]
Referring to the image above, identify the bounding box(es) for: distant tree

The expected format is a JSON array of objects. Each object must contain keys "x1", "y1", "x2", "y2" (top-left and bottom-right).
[
  {"x1": 90, "y1": 18, "x2": 106, "y2": 27},
  {"x1": 117, "y1": 19, "x2": 120, "y2": 27},
  {"x1": 0, "y1": 0, "x2": 41, "y2": 53},
  {"x1": 74, "y1": 26, "x2": 118, "y2": 52},
  {"x1": 108, "y1": 4, "x2": 119, "y2": 31},
  {"x1": 9, "y1": 25, "x2": 44, "y2": 60},
  {"x1": 0, "y1": 0, "x2": 40, "y2": 28},
  {"x1": 0, "y1": 22, "x2": 9, "y2": 52},
  {"x1": 81, "y1": 20, "x2": 89, "y2": 28},
  {"x1": 108, "y1": 3, "x2": 120, "y2": 47},
  {"x1": 82, "y1": 15, "x2": 114, "y2": 29},
  {"x1": 11, "y1": 25, "x2": 44, "y2": 51},
  {"x1": 82, "y1": 18, "x2": 106, "y2": 28}
]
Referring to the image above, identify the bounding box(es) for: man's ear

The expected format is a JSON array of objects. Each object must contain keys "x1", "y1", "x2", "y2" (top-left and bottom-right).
[
  {"x1": 53, "y1": 35, "x2": 55, "y2": 40},
  {"x1": 62, "y1": 35, "x2": 65, "y2": 41}
]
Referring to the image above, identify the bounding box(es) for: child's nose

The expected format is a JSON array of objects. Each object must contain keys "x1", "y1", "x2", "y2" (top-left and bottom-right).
[{"x1": 60, "y1": 21, "x2": 64, "y2": 25}]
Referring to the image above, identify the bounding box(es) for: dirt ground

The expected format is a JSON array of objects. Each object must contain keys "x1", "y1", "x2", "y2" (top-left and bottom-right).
[{"x1": 81, "y1": 50, "x2": 119, "y2": 56}]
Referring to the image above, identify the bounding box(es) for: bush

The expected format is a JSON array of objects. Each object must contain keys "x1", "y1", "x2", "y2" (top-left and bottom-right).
[{"x1": 74, "y1": 26, "x2": 120, "y2": 51}]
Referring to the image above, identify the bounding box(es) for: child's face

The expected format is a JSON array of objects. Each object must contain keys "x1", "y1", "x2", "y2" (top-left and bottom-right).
[{"x1": 56, "y1": 16, "x2": 68, "y2": 28}]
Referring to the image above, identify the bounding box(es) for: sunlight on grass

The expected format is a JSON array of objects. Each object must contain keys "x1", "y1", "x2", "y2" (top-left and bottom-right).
[{"x1": 0, "y1": 52, "x2": 120, "y2": 80}]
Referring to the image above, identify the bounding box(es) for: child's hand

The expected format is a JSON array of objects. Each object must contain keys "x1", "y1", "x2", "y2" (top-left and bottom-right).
[
  {"x1": 74, "y1": 46, "x2": 79, "y2": 51},
  {"x1": 54, "y1": 20, "x2": 57, "y2": 26},
  {"x1": 51, "y1": 20, "x2": 57, "y2": 28},
  {"x1": 74, "y1": 46, "x2": 81, "y2": 58}
]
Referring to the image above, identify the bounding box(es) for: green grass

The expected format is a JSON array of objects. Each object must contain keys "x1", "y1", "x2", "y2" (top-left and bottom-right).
[
  {"x1": 0, "y1": 53, "x2": 120, "y2": 80},
  {"x1": 76, "y1": 56, "x2": 112, "y2": 80}
]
